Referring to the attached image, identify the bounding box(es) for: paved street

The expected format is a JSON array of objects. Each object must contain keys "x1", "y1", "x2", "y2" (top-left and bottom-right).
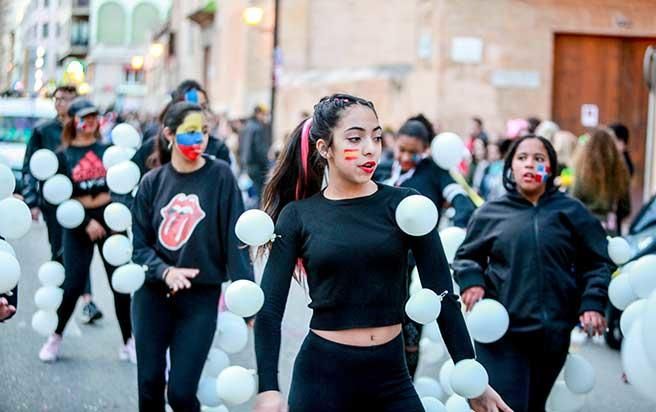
[{"x1": 1, "y1": 223, "x2": 654, "y2": 411}]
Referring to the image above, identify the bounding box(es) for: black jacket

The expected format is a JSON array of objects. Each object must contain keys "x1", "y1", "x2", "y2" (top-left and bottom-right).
[
  {"x1": 21, "y1": 117, "x2": 63, "y2": 208},
  {"x1": 453, "y1": 189, "x2": 613, "y2": 332},
  {"x1": 239, "y1": 118, "x2": 270, "y2": 186}
]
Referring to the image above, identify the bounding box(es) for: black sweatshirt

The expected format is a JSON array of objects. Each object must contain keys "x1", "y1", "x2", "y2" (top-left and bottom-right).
[
  {"x1": 56, "y1": 141, "x2": 110, "y2": 198},
  {"x1": 21, "y1": 117, "x2": 63, "y2": 208},
  {"x1": 131, "y1": 156, "x2": 253, "y2": 285},
  {"x1": 254, "y1": 183, "x2": 475, "y2": 392},
  {"x1": 453, "y1": 189, "x2": 614, "y2": 333}
]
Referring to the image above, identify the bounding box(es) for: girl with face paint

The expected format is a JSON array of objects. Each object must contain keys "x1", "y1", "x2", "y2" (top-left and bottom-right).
[{"x1": 131, "y1": 102, "x2": 254, "y2": 412}]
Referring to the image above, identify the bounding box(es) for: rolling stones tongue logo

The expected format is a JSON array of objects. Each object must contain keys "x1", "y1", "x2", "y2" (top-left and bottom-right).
[{"x1": 158, "y1": 194, "x2": 206, "y2": 251}]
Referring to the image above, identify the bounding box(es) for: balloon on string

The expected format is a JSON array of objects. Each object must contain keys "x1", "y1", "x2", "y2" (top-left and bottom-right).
[
  {"x1": 106, "y1": 161, "x2": 141, "y2": 194},
  {"x1": 546, "y1": 381, "x2": 586, "y2": 412},
  {"x1": 225, "y1": 280, "x2": 265, "y2": 318},
  {"x1": 439, "y1": 227, "x2": 467, "y2": 264},
  {"x1": 414, "y1": 376, "x2": 445, "y2": 400},
  {"x1": 450, "y1": 359, "x2": 488, "y2": 399},
  {"x1": 409, "y1": 266, "x2": 421, "y2": 296},
  {"x1": 620, "y1": 299, "x2": 647, "y2": 335},
  {"x1": 641, "y1": 291, "x2": 656, "y2": 367},
  {"x1": 31, "y1": 310, "x2": 58, "y2": 336},
  {"x1": 38, "y1": 261, "x2": 66, "y2": 287},
  {"x1": 204, "y1": 347, "x2": 231, "y2": 377},
  {"x1": 42, "y1": 174, "x2": 73, "y2": 205},
  {"x1": 216, "y1": 366, "x2": 257, "y2": 405},
  {"x1": 607, "y1": 236, "x2": 632, "y2": 265},
  {"x1": 111, "y1": 123, "x2": 142, "y2": 149},
  {"x1": 111, "y1": 263, "x2": 146, "y2": 294},
  {"x1": 56, "y1": 199, "x2": 85, "y2": 229},
  {"x1": 421, "y1": 397, "x2": 447, "y2": 412},
  {"x1": 395, "y1": 195, "x2": 438, "y2": 236},
  {"x1": 563, "y1": 353, "x2": 595, "y2": 395},
  {"x1": 0, "y1": 251, "x2": 20, "y2": 294},
  {"x1": 0, "y1": 239, "x2": 16, "y2": 257},
  {"x1": 29, "y1": 149, "x2": 59, "y2": 181},
  {"x1": 608, "y1": 272, "x2": 638, "y2": 310},
  {"x1": 102, "y1": 234, "x2": 133, "y2": 267},
  {"x1": 0, "y1": 163, "x2": 15, "y2": 199},
  {"x1": 104, "y1": 202, "x2": 132, "y2": 232},
  {"x1": 627, "y1": 255, "x2": 656, "y2": 298},
  {"x1": 216, "y1": 311, "x2": 249, "y2": 354},
  {"x1": 197, "y1": 376, "x2": 222, "y2": 407},
  {"x1": 102, "y1": 145, "x2": 137, "y2": 169},
  {"x1": 406, "y1": 288, "x2": 442, "y2": 324},
  {"x1": 445, "y1": 394, "x2": 470, "y2": 412},
  {"x1": 466, "y1": 299, "x2": 509, "y2": 343},
  {"x1": 0, "y1": 197, "x2": 32, "y2": 239},
  {"x1": 431, "y1": 132, "x2": 466, "y2": 170},
  {"x1": 235, "y1": 209, "x2": 275, "y2": 246},
  {"x1": 34, "y1": 286, "x2": 63, "y2": 311},
  {"x1": 439, "y1": 359, "x2": 455, "y2": 397}
]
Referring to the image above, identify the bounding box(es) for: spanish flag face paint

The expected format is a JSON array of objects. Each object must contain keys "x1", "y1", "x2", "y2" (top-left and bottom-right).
[
  {"x1": 344, "y1": 148, "x2": 359, "y2": 161},
  {"x1": 175, "y1": 112, "x2": 205, "y2": 161}
]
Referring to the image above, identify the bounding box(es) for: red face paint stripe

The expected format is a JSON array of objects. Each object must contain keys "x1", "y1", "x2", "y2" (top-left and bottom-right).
[
  {"x1": 345, "y1": 156, "x2": 358, "y2": 160},
  {"x1": 343, "y1": 149, "x2": 358, "y2": 153}
]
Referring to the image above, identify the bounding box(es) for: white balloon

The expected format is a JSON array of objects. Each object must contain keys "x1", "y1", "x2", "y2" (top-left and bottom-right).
[
  {"x1": 439, "y1": 227, "x2": 467, "y2": 264},
  {"x1": 467, "y1": 299, "x2": 509, "y2": 343},
  {"x1": 204, "y1": 347, "x2": 231, "y2": 377},
  {"x1": 450, "y1": 359, "x2": 488, "y2": 399},
  {"x1": 406, "y1": 288, "x2": 442, "y2": 324},
  {"x1": 623, "y1": 319, "x2": 656, "y2": 403},
  {"x1": 111, "y1": 263, "x2": 145, "y2": 294},
  {"x1": 627, "y1": 255, "x2": 656, "y2": 298},
  {"x1": 563, "y1": 353, "x2": 595, "y2": 394},
  {"x1": 445, "y1": 394, "x2": 470, "y2": 412},
  {"x1": 608, "y1": 272, "x2": 638, "y2": 310},
  {"x1": 423, "y1": 320, "x2": 443, "y2": 342},
  {"x1": 431, "y1": 132, "x2": 466, "y2": 170},
  {"x1": 420, "y1": 338, "x2": 446, "y2": 364},
  {"x1": 410, "y1": 266, "x2": 422, "y2": 296},
  {"x1": 216, "y1": 311, "x2": 249, "y2": 354},
  {"x1": 395, "y1": 195, "x2": 438, "y2": 237},
  {"x1": 607, "y1": 237, "x2": 632, "y2": 265},
  {"x1": 640, "y1": 291, "x2": 656, "y2": 368},
  {"x1": 0, "y1": 197, "x2": 32, "y2": 239},
  {"x1": 103, "y1": 202, "x2": 132, "y2": 232},
  {"x1": 439, "y1": 359, "x2": 455, "y2": 397},
  {"x1": 0, "y1": 239, "x2": 16, "y2": 257},
  {"x1": 546, "y1": 380, "x2": 586, "y2": 412},
  {"x1": 42, "y1": 174, "x2": 73, "y2": 205},
  {"x1": 112, "y1": 123, "x2": 142, "y2": 148},
  {"x1": 235, "y1": 209, "x2": 274, "y2": 247},
  {"x1": 34, "y1": 286, "x2": 63, "y2": 311},
  {"x1": 197, "y1": 376, "x2": 222, "y2": 407},
  {"x1": 102, "y1": 145, "x2": 136, "y2": 169},
  {"x1": 102, "y1": 234, "x2": 133, "y2": 267},
  {"x1": 31, "y1": 310, "x2": 58, "y2": 336},
  {"x1": 0, "y1": 251, "x2": 21, "y2": 294},
  {"x1": 0, "y1": 163, "x2": 15, "y2": 199},
  {"x1": 29, "y1": 149, "x2": 59, "y2": 181},
  {"x1": 216, "y1": 366, "x2": 256, "y2": 405},
  {"x1": 56, "y1": 199, "x2": 85, "y2": 229},
  {"x1": 38, "y1": 261, "x2": 66, "y2": 287},
  {"x1": 225, "y1": 280, "x2": 265, "y2": 318},
  {"x1": 620, "y1": 299, "x2": 647, "y2": 336},
  {"x1": 106, "y1": 161, "x2": 141, "y2": 194},
  {"x1": 421, "y1": 396, "x2": 447, "y2": 412},
  {"x1": 414, "y1": 376, "x2": 445, "y2": 400}
]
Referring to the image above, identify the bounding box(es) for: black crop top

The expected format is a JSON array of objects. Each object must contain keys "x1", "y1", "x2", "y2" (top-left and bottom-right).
[{"x1": 254, "y1": 183, "x2": 475, "y2": 392}]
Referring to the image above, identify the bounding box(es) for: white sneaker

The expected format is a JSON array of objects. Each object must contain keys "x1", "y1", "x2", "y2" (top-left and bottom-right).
[
  {"x1": 119, "y1": 337, "x2": 137, "y2": 364},
  {"x1": 39, "y1": 334, "x2": 62, "y2": 363}
]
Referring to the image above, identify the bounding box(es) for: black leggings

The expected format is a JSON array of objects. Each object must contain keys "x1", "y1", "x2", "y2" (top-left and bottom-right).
[
  {"x1": 132, "y1": 282, "x2": 220, "y2": 412},
  {"x1": 288, "y1": 331, "x2": 423, "y2": 412},
  {"x1": 55, "y1": 220, "x2": 132, "y2": 342},
  {"x1": 476, "y1": 330, "x2": 570, "y2": 412}
]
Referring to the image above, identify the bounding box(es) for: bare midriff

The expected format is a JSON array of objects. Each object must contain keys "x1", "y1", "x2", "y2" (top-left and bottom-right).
[
  {"x1": 311, "y1": 323, "x2": 402, "y2": 347},
  {"x1": 76, "y1": 192, "x2": 111, "y2": 209}
]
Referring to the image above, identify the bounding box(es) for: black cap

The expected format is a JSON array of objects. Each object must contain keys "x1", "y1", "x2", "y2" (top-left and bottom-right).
[{"x1": 68, "y1": 98, "x2": 99, "y2": 118}]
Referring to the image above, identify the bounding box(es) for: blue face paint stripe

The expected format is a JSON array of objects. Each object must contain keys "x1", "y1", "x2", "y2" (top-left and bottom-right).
[
  {"x1": 176, "y1": 131, "x2": 203, "y2": 146},
  {"x1": 184, "y1": 89, "x2": 199, "y2": 103}
]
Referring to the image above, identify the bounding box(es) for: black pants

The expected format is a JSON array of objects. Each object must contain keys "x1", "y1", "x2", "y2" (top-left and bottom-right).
[
  {"x1": 55, "y1": 219, "x2": 131, "y2": 342},
  {"x1": 132, "y1": 282, "x2": 220, "y2": 412},
  {"x1": 475, "y1": 330, "x2": 570, "y2": 412},
  {"x1": 288, "y1": 331, "x2": 423, "y2": 412}
]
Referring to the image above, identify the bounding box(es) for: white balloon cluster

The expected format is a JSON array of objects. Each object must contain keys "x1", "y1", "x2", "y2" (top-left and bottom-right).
[
  {"x1": 105, "y1": 123, "x2": 142, "y2": 195},
  {"x1": 621, "y1": 290, "x2": 656, "y2": 403},
  {"x1": 31, "y1": 261, "x2": 65, "y2": 336}
]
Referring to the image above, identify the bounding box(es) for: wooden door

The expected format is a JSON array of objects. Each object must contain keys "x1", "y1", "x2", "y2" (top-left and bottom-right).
[{"x1": 552, "y1": 34, "x2": 655, "y2": 219}]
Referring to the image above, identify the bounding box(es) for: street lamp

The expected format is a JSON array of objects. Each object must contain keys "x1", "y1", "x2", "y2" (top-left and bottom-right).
[{"x1": 243, "y1": 6, "x2": 264, "y2": 26}]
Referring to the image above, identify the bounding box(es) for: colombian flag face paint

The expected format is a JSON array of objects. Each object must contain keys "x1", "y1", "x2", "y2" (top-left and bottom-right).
[{"x1": 175, "y1": 112, "x2": 204, "y2": 161}]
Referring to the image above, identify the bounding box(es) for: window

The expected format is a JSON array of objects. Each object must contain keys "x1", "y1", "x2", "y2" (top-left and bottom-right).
[
  {"x1": 123, "y1": 67, "x2": 144, "y2": 84},
  {"x1": 42, "y1": 23, "x2": 49, "y2": 38},
  {"x1": 96, "y1": 2, "x2": 125, "y2": 45}
]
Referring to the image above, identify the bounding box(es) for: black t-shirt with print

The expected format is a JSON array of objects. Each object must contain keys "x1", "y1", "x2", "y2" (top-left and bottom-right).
[{"x1": 57, "y1": 141, "x2": 109, "y2": 198}]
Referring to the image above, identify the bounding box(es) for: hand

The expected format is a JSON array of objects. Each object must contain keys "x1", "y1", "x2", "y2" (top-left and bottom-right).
[
  {"x1": 0, "y1": 297, "x2": 16, "y2": 321},
  {"x1": 579, "y1": 311, "x2": 606, "y2": 337},
  {"x1": 254, "y1": 391, "x2": 288, "y2": 412},
  {"x1": 470, "y1": 385, "x2": 514, "y2": 412},
  {"x1": 247, "y1": 318, "x2": 256, "y2": 328},
  {"x1": 461, "y1": 286, "x2": 485, "y2": 311},
  {"x1": 30, "y1": 207, "x2": 41, "y2": 221},
  {"x1": 164, "y1": 268, "x2": 199, "y2": 294},
  {"x1": 85, "y1": 219, "x2": 107, "y2": 241}
]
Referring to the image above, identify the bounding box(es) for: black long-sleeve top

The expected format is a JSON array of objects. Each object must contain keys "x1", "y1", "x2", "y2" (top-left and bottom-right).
[
  {"x1": 21, "y1": 117, "x2": 63, "y2": 208},
  {"x1": 453, "y1": 189, "x2": 613, "y2": 333},
  {"x1": 131, "y1": 156, "x2": 253, "y2": 285},
  {"x1": 254, "y1": 183, "x2": 475, "y2": 392}
]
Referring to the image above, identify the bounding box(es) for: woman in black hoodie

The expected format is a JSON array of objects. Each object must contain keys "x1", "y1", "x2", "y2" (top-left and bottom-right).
[{"x1": 453, "y1": 135, "x2": 613, "y2": 412}]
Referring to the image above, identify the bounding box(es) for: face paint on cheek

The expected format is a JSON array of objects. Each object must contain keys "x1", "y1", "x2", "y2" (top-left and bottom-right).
[
  {"x1": 184, "y1": 89, "x2": 199, "y2": 104},
  {"x1": 535, "y1": 164, "x2": 551, "y2": 183},
  {"x1": 76, "y1": 119, "x2": 86, "y2": 131},
  {"x1": 175, "y1": 132, "x2": 204, "y2": 161},
  {"x1": 344, "y1": 148, "x2": 359, "y2": 161}
]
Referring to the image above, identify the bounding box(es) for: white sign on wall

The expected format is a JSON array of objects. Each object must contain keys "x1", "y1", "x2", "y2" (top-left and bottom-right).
[
  {"x1": 491, "y1": 70, "x2": 540, "y2": 88},
  {"x1": 581, "y1": 104, "x2": 599, "y2": 127},
  {"x1": 450, "y1": 37, "x2": 483, "y2": 64}
]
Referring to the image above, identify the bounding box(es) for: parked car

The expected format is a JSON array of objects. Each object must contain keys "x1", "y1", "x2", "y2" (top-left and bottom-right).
[{"x1": 0, "y1": 98, "x2": 56, "y2": 192}]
